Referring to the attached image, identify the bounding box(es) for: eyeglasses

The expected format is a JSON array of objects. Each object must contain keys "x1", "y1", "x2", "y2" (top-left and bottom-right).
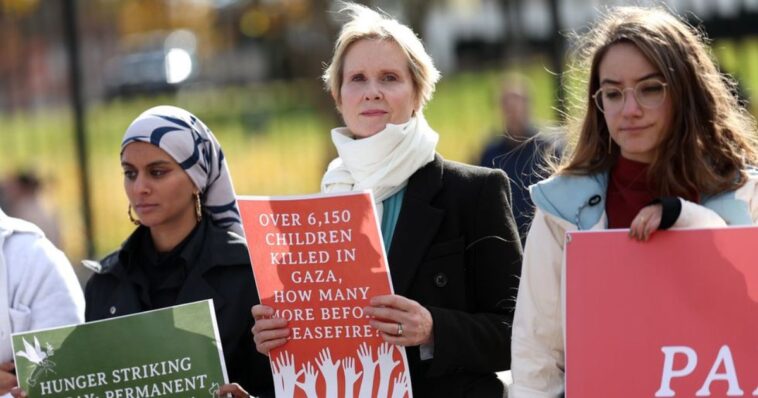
[{"x1": 592, "y1": 80, "x2": 668, "y2": 114}]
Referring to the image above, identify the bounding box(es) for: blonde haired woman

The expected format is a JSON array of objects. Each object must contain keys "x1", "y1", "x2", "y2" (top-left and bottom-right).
[{"x1": 252, "y1": 3, "x2": 523, "y2": 397}]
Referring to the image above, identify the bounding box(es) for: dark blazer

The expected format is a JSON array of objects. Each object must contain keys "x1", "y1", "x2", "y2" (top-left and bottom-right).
[
  {"x1": 478, "y1": 129, "x2": 556, "y2": 244},
  {"x1": 389, "y1": 155, "x2": 523, "y2": 397},
  {"x1": 84, "y1": 219, "x2": 274, "y2": 397}
]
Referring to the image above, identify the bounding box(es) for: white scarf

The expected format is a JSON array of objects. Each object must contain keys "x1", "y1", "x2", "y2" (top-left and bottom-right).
[{"x1": 321, "y1": 113, "x2": 438, "y2": 220}]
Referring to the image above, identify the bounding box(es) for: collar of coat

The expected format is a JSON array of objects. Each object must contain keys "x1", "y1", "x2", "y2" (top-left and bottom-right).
[
  {"x1": 385, "y1": 153, "x2": 445, "y2": 295},
  {"x1": 83, "y1": 218, "x2": 248, "y2": 275},
  {"x1": 0, "y1": 207, "x2": 44, "y2": 239},
  {"x1": 530, "y1": 170, "x2": 755, "y2": 230}
]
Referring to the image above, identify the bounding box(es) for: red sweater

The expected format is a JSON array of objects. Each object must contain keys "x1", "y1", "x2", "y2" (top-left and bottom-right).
[{"x1": 606, "y1": 157, "x2": 654, "y2": 228}]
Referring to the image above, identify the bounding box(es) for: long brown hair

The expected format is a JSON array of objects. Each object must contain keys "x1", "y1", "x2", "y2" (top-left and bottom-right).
[{"x1": 561, "y1": 6, "x2": 757, "y2": 197}]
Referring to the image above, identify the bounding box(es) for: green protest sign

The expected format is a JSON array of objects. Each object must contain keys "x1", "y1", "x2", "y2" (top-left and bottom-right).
[{"x1": 11, "y1": 300, "x2": 227, "y2": 398}]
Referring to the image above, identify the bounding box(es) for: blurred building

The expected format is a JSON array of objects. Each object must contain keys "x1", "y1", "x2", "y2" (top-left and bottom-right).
[
  {"x1": 423, "y1": 0, "x2": 758, "y2": 73},
  {"x1": 1, "y1": 0, "x2": 757, "y2": 109}
]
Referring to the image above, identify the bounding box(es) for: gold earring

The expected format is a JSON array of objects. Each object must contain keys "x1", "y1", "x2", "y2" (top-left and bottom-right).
[
  {"x1": 194, "y1": 192, "x2": 202, "y2": 222},
  {"x1": 127, "y1": 205, "x2": 140, "y2": 225}
]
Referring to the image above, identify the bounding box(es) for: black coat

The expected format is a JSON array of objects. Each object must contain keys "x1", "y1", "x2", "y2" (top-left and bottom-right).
[
  {"x1": 478, "y1": 129, "x2": 555, "y2": 244},
  {"x1": 84, "y1": 219, "x2": 274, "y2": 397},
  {"x1": 390, "y1": 155, "x2": 523, "y2": 397}
]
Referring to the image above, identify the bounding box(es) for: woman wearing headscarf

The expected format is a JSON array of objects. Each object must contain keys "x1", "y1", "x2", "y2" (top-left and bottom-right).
[
  {"x1": 251, "y1": 4, "x2": 523, "y2": 397},
  {"x1": 82, "y1": 105, "x2": 272, "y2": 396}
]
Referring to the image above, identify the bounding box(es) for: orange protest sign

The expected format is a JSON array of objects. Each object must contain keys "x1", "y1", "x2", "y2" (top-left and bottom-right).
[
  {"x1": 238, "y1": 191, "x2": 412, "y2": 398},
  {"x1": 565, "y1": 227, "x2": 758, "y2": 397}
]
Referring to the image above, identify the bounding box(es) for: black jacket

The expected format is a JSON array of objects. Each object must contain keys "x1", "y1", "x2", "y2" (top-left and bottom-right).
[
  {"x1": 84, "y1": 219, "x2": 274, "y2": 397},
  {"x1": 478, "y1": 129, "x2": 555, "y2": 244},
  {"x1": 390, "y1": 155, "x2": 523, "y2": 397}
]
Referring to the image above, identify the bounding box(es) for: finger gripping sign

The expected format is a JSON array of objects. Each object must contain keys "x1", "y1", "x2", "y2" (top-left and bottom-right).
[
  {"x1": 565, "y1": 227, "x2": 758, "y2": 397},
  {"x1": 238, "y1": 191, "x2": 412, "y2": 398}
]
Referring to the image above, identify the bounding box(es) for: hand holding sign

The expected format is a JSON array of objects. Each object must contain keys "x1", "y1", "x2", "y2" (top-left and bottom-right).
[
  {"x1": 1, "y1": 362, "x2": 17, "y2": 395},
  {"x1": 629, "y1": 203, "x2": 663, "y2": 241},
  {"x1": 215, "y1": 382, "x2": 251, "y2": 398},
  {"x1": 251, "y1": 304, "x2": 289, "y2": 355},
  {"x1": 9, "y1": 387, "x2": 26, "y2": 398},
  {"x1": 366, "y1": 294, "x2": 434, "y2": 346}
]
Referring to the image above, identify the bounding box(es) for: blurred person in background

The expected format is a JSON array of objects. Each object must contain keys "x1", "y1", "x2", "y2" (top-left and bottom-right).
[
  {"x1": 1, "y1": 172, "x2": 61, "y2": 247},
  {"x1": 0, "y1": 205, "x2": 84, "y2": 397},
  {"x1": 81, "y1": 106, "x2": 272, "y2": 397},
  {"x1": 511, "y1": 6, "x2": 758, "y2": 397},
  {"x1": 478, "y1": 75, "x2": 558, "y2": 244},
  {"x1": 250, "y1": 3, "x2": 522, "y2": 397}
]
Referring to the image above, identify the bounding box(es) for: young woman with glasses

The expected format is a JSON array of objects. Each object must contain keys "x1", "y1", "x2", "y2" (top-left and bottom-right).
[{"x1": 510, "y1": 6, "x2": 758, "y2": 397}]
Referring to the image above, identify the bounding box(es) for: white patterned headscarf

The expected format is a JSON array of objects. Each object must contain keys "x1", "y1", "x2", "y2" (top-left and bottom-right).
[{"x1": 121, "y1": 105, "x2": 243, "y2": 236}]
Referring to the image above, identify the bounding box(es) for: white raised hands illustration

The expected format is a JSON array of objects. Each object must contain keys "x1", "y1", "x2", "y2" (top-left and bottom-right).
[
  {"x1": 315, "y1": 348, "x2": 341, "y2": 398},
  {"x1": 356, "y1": 342, "x2": 377, "y2": 398},
  {"x1": 273, "y1": 351, "x2": 303, "y2": 398},
  {"x1": 342, "y1": 356, "x2": 362, "y2": 398},
  {"x1": 268, "y1": 344, "x2": 408, "y2": 398},
  {"x1": 377, "y1": 343, "x2": 400, "y2": 398},
  {"x1": 271, "y1": 359, "x2": 284, "y2": 397},
  {"x1": 296, "y1": 361, "x2": 319, "y2": 398},
  {"x1": 391, "y1": 371, "x2": 411, "y2": 398}
]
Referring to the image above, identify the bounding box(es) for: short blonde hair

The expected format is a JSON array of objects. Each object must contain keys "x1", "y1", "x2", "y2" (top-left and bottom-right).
[{"x1": 322, "y1": 2, "x2": 441, "y2": 111}]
